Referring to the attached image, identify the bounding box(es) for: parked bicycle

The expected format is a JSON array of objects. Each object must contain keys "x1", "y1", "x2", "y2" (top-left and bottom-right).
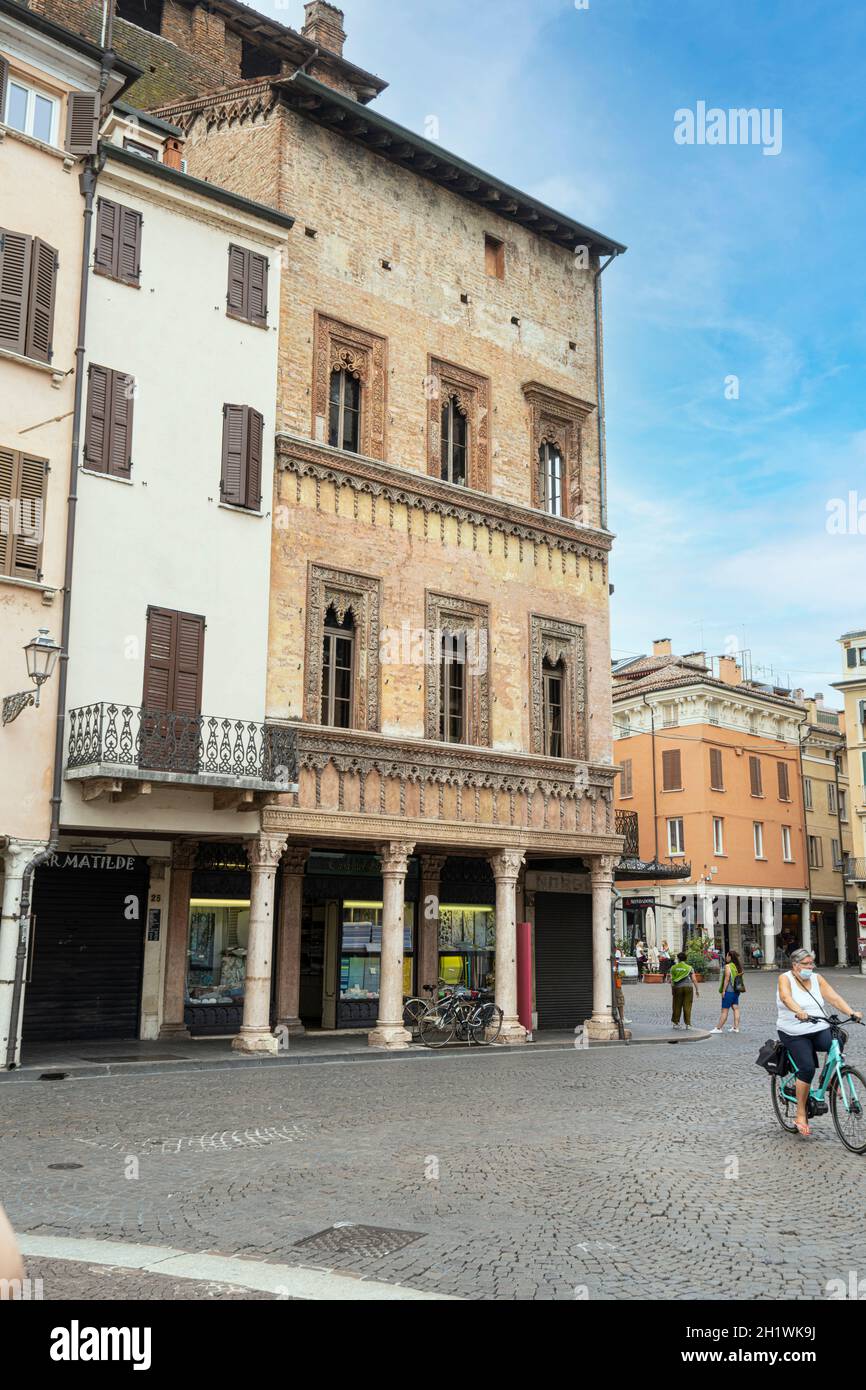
[
  {"x1": 770, "y1": 1014, "x2": 866, "y2": 1153},
  {"x1": 402, "y1": 981, "x2": 451, "y2": 1033},
  {"x1": 405, "y1": 982, "x2": 503, "y2": 1047}
]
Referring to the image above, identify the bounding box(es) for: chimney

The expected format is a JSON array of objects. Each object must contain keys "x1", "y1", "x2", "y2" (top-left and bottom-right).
[
  {"x1": 718, "y1": 656, "x2": 742, "y2": 686},
  {"x1": 163, "y1": 137, "x2": 184, "y2": 171},
  {"x1": 683, "y1": 651, "x2": 707, "y2": 669},
  {"x1": 303, "y1": 1, "x2": 347, "y2": 56},
  {"x1": 652, "y1": 638, "x2": 672, "y2": 657}
]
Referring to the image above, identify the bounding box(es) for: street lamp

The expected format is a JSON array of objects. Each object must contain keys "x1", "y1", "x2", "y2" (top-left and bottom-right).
[{"x1": 2, "y1": 629, "x2": 61, "y2": 726}]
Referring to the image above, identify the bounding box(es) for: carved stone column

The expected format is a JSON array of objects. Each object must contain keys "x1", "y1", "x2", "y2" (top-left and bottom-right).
[
  {"x1": 275, "y1": 846, "x2": 310, "y2": 1035},
  {"x1": 369, "y1": 841, "x2": 415, "y2": 1049},
  {"x1": 232, "y1": 832, "x2": 287, "y2": 1056},
  {"x1": 584, "y1": 854, "x2": 619, "y2": 1041},
  {"x1": 490, "y1": 849, "x2": 526, "y2": 1044},
  {"x1": 418, "y1": 855, "x2": 447, "y2": 996},
  {"x1": 159, "y1": 839, "x2": 198, "y2": 1040}
]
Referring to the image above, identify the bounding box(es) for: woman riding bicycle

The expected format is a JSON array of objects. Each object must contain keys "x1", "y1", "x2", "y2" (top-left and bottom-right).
[{"x1": 777, "y1": 947, "x2": 863, "y2": 1138}]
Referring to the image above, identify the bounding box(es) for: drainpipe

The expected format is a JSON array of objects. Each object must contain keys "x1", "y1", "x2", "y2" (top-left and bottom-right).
[
  {"x1": 796, "y1": 719, "x2": 813, "y2": 958},
  {"x1": 593, "y1": 249, "x2": 621, "y2": 532},
  {"x1": 610, "y1": 885, "x2": 626, "y2": 1041},
  {"x1": 5, "y1": 56, "x2": 113, "y2": 1068}
]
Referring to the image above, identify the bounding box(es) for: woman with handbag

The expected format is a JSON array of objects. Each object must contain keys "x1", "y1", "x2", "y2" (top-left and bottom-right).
[{"x1": 710, "y1": 950, "x2": 745, "y2": 1034}]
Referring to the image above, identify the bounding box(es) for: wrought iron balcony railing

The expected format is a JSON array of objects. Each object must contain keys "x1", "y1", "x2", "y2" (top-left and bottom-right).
[
  {"x1": 66, "y1": 703, "x2": 298, "y2": 792},
  {"x1": 844, "y1": 856, "x2": 866, "y2": 883}
]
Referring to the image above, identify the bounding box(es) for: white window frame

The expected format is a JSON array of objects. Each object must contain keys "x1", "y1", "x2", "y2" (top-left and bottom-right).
[
  {"x1": 753, "y1": 821, "x2": 765, "y2": 859},
  {"x1": 827, "y1": 783, "x2": 837, "y2": 815},
  {"x1": 712, "y1": 817, "x2": 725, "y2": 856},
  {"x1": 803, "y1": 777, "x2": 812, "y2": 811},
  {"x1": 4, "y1": 75, "x2": 59, "y2": 145},
  {"x1": 667, "y1": 817, "x2": 684, "y2": 857},
  {"x1": 781, "y1": 825, "x2": 793, "y2": 863},
  {"x1": 839, "y1": 788, "x2": 848, "y2": 823}
]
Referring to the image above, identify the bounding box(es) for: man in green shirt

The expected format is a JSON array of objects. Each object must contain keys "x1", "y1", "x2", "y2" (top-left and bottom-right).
[{"x1": 671, "y1": 950, "x2": 700, "y2": 1028}]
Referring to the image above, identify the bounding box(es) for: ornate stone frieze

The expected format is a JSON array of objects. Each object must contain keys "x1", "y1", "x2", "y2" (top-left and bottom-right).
[
  {"x1": 305, "y1": 563, "x2": 382, "y2": 731},
  {"x1": 427, "y1": 356, "x2": 491, "y2": 491},
  {"x1": 275, "y1": 434, "x2": 613, "y2": 568},
  {"x1": 313, "y1": 313, "x2": 387, "y2": 460},
  {"x1": 529, "y1": 614, "x2": 588, "y2": 759},
  {"x1": 155, "y1": 84, "x2": 278, "y2": 134}
]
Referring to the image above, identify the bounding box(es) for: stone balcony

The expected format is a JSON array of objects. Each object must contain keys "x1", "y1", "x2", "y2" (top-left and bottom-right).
[{"x1": 260, "y1": 722, "x2": 622, "y2": 855}]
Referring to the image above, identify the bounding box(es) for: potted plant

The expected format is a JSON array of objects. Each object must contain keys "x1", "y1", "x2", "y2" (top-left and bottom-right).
[{"x1": 685, "y1": 938, "x2": 712, "y2": 984}]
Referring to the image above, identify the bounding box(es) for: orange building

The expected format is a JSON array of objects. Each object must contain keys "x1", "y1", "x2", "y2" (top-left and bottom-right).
[{"x1": 613, "y1": 642, "x2": 810, "y2": 967}]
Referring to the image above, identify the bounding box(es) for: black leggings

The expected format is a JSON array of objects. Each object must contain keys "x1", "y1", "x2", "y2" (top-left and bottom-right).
[{"x1": 778, "y1": 1028, "x2": 833, "y2": 1085}]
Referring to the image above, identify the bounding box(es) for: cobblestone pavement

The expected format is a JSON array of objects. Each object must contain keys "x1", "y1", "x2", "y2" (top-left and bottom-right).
[{"x1": 2, "y1": 970, "x2": 864, "y2": 1301}]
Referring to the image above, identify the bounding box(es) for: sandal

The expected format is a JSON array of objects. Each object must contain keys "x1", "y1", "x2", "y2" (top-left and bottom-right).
[{"x1": 794, "y1": 1120, "x2": 811, "y2": 1138}]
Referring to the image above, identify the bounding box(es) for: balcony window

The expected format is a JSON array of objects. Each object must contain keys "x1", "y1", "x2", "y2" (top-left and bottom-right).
[
  {"x1": 329, "y1": 368, "x2": 361, "y2": 453},
  {"x1": 321, "y1": 605, "x2": 354, "y2": 728}
]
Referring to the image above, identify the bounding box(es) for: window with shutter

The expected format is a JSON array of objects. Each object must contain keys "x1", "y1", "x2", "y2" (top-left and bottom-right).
[
  {"x1": 94, "y1": 199, "x2": 142, "y2": 286},
  {"x1": 0, "y1": 58, "x2": 8, "y2": 123},
  {"x1": 0, "y1": 229, "x2": 33, "y2": 356},
  {"x1": 25, "y1": 237, "x2": 58, "y2": 362},
  {"x1": 749, "y1": 755, "x2": 763, "y2": 796},
  {"x1": 661, "y1": 748, "x2": 682, "y2": 791},
  {"x1": 620, "y1": 757, "x2": 633, "y2": 797},
  {"x1": 141, "y1": 606, "x2": 205, "y2": 773},
  {"x1": 709, "y1": 746, "x2": 724, "y2": 790},
  {"x1": 777, "y1": 761, "x2": 790, "y2": 801},
  {"x1": 226, "y1": 244, "x2": 268, "y2": 326},
  {"x1": 220, "y1": 404, "x2": 263, "y2": 510},
  {"x1": 84, "y1": 364, "x2": 135, "y2": 476},
  {"x1": 65, "y1": 90, "x2": 100, "y2": 156},
  {"x1": 0, "y1": 444, "x2": 47, "y2": 580}
]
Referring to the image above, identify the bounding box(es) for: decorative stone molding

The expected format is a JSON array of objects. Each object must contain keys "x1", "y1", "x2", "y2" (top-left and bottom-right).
[
  {"x1": 523, "y1": 382, "x2": 595, "y2": 519},
  {"x1": 280, "y1": 846, "x2": 311, "y2": 875},
  {"x1": 379, "y1": 841, "x2": 415, "y2": 876},
  {"x1": 490, "y1": 849, "x2": 526, "y2": 882},
  {"x1": 246, "y1": 833, "x2": 289, "y2": 870},
  {"x1": 304, "y1": 563, "x2": 382, "y2": 731},
  {"x1": 420, "y1": 854, "x2": 448, "y2": 879},
  {"x1": 171, "y1": 839, "x2": 199, "y2": 871},
  {"x1": 153, "y1": 83, "x2": 279, "y2": 135},
  {"x1": 591, "y1": 853, "x2": 620, "y2": 885},
  {"x1": 427, "y1": 356, "x2": 490, "y2": 491},
  {"x1": 425, "y1": 591, "x2": 490, "y2": 745},
  {"x1": 529, "y1": 614, "x2": 588, "y2": 759},
  {"x1": 275, "y1": 434, "x2": 612, "y2": 570},
  {"x1": 312, "y1": 313, "x2": 387, "y2": 460}
]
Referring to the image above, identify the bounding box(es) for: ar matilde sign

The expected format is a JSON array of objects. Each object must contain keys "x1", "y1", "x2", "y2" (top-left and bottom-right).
[{"x1": 48, "y1": 854, "x2": 139, "y2": 871}]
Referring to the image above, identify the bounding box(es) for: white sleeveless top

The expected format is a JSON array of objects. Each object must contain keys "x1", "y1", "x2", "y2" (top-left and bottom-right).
[{"x1": 776, "y1": 971, "x2": 827, "y2": 1035}]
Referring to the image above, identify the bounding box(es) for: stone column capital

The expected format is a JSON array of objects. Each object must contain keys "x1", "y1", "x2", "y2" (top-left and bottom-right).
[
  {"x1": 246, "y1": 833, "x2": 289, "y2": 870},
  {"x1": 591, "y1": 853, "x2": 619, "y2": 886},
  {"x1": 171, "y1": 839, "x2": 199, "y2": 871},
  {"x1": 378, "y1": 841, "x2": 415, "y2": 876},
  {"x1": 419, "y1": 854, "x2": 448, "y2": 879},
  {"x1": 280, "y1": 846, "x2": 311, "y2": 876},
  {"x1": 489, "y1": 849, "x2": 525, "y2": 883}
]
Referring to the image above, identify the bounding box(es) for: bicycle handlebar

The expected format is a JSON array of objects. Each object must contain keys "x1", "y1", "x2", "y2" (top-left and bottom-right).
[{"x1": 804, "y1": 1013, "x2": 864, "y2": 1025}]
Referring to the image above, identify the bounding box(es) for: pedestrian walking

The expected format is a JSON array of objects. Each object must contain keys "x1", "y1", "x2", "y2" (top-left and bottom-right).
[
  {"x1": 710, "y1": 950, "x2": 744, "y2": 1034},
  {"x1": 635, "y1": 940, "x2": 647, "y2": 981},
  {"x1": 751, "y1": 943, "x2": 763, "y2": 970},
  {"x1": 659, "y1": 939, "x2": 672, "y2": 979},
  {"x1": 670, "y1": 950, "x2": 700, "y2": 1029}
]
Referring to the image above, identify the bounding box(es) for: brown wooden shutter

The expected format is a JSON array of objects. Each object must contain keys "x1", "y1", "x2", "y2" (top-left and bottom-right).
[
  {"x1": 0, "y1": 445, "x2": 14, "y2": 575},
  {"x1": 227, "y1": 244, "x2": 248, "y2": 318},
  {"x1": 221, "y1": 404, "x2": 246, "y2": 504},
  {"x1": 118, "y1": 206, "x2": 142, "y2": 285},
  {"x1": 143, "y1": 607, "x2": 176, "y2": 712},
  {"x1": 65, "y1": 91, "x2": 100, "y2": 156},
  {"x1": 25, "y1": 237, "x2": 58, "y2": 362},
  {"x1": 749, "y1": 755, "x2": 763, "y2": 796},
  {"x1": 777, "y1": 761, "x2": 790, "y2": 800},
  {"x1": 0, "y1": 58, "x2": 8, "y2": 124},
  {"x1": 94, "y1": 198, "x2": 119, "y2": 276},
  {"x1": 173, "y1": 612, "x2": 205, "y2": 717},
  {"x1": 245, "y1": 407, "x2": 263, "y2": 508},
  {"x1": 10, "y1": 450, "x2": 48, "y2": 580},
  {"x1": 710, "y1": 746, "x2": 724, "y2": 790},
  {"x1": 662, "y1": 749, "x2": 682, "y2": 790},
  {"x1": 108, "y1": 372, "x2": 135, "y2": 476},
  {"x1": 248, "y1": 251, "x2": 268, "y2": 325},
  {"x1": 84, "y1": 363, "x2": 110, "y2": 471},
  {"x1": 0, "y1": 229, "x2": 32, "y2": 356},
  {"x1": 620, "y1": 758, "x2": 632, "y2": 797}
]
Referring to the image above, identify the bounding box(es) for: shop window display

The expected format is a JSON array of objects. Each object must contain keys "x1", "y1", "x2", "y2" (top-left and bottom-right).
[
  {"x1": 438, "y1": 904, "x2": 495, "y2": 990},
  {"x1": 186, "y1": 899, "x2": 249, "y2": 1008},
  {"x1": 339, "y1": 901, "x2": 414, "y2": 1027}
]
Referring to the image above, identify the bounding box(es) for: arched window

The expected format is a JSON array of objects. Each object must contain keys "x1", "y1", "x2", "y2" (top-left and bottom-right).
[
  {"x1": 441, "y1": 395, "x2": 468, "y2": 486},
  {"x1": 539, "y1": 441, "x2": 563, "y2": 516},
  {"x1": 329, "y1": 369, "x2": 361, "y2": 453},
  {"x1": 542, "y1": 657, "x2": 565, "y2": 756},
  {"x1": 439, "y1": 630, "x2": 467, "y2": 743},
  {"x1": 321, "y1": 605, "x2": 354, "y2": 727}
]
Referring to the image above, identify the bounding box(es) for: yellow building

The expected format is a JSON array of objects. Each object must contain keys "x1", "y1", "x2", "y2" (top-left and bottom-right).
[{"x1": 833, "y1": 630, "x2": 866, "y2": 973}]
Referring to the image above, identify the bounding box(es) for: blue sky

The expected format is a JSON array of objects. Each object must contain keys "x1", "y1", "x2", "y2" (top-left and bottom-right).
[{"x1": 258, "y1": 0, "x2": 866, "y2": 702}]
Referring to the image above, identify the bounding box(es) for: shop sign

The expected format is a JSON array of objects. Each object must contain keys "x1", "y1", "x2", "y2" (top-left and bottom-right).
[
  {"x1": 624, "y1": 897, "x2": 656, "y2": 908},
  {"x1": 526, "y1": 871, "x2": 590, "y2": 894},
  {"x1": 47, "y1": 853, "x2": 143, "y2": 871}
]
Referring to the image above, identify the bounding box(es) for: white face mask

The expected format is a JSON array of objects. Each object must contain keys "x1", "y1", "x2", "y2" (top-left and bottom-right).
[{"x1": 799, "y1": 968, "x2": 814, "y2": 980}]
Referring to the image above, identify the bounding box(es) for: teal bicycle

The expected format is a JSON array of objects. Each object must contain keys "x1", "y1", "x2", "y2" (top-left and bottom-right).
[{"x1": 771, "y1": 1014, "x2": 866, "y2": 1153}]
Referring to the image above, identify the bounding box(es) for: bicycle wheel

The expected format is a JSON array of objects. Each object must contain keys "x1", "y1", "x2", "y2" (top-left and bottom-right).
[
  {"x1": 418, "y1": 1006, "x2": 456, "y2": 1049},
  {"x1": 402, "y1": 997, "x2": 429, "y2": 1033},
  {"x1": 469, "y1": 1001, "x2": 503, "y2": 1046},
  {"x1": 830, "y1": 1066, "x2": 866, "y2": 1153},
  {"x1": 770, "y1": 1074, "x2": 799, "y2": 1133}
]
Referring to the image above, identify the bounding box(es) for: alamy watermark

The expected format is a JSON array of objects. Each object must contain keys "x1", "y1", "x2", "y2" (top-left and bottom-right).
[{"x1": 674, "y1": 102, "x2": 783, "y2": 157}]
